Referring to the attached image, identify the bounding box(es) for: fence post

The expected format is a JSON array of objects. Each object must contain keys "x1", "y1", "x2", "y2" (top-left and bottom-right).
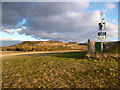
[{"x1": 88, "y1": 39, "x2": 91, "y2": 54}]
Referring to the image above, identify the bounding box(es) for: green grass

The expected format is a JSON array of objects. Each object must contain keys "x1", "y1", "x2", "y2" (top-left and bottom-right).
[{"x1": 2, "y1": 51, "x2": 119, "y2": 88}]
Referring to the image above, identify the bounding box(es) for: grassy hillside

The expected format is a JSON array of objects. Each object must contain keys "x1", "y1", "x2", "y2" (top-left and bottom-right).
[
  {"x1": 1, "y1": 41, "x2": 87, "y2": 52},
  {"x1": 1, "y1": 40, "x2": 119, "y2": 53},
  {"x1": 2, "y1": 51, "x2": 119, "y2": 88},
  {"x1": 2, "y1": 41, "x2": 119, "y2": 88},
  {"x1": 104, "y1": 41, "x2": 120, "y2": 53}
]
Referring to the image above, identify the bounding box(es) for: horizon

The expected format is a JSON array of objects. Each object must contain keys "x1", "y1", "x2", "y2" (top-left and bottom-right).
[{"x1": 1, "y1": 39, "x2": 119, "y2": 47}]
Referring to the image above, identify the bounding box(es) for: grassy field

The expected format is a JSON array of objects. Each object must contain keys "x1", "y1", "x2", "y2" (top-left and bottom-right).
[{"x1": 2, "y1": 51, "x2": 119, "y2": 88}]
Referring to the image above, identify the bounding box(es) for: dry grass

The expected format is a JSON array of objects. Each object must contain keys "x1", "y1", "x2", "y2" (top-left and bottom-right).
[
  {"x1": 87, "y1": 53, "x2": 119, "y2": 61},
  {"x1": 2, "y1": 51, "x2": 119, "y2": 88},
  {"x1": 2, "y1": 41, "x2": 88, "y2": 52}
]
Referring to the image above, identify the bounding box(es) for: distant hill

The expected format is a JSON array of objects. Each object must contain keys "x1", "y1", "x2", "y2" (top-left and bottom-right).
[
  {"x1": 1, "y1": 41, "x2": 87, "y2": 51},
  {"x1": 1, "y1": 40, "x2": 119, "y2": 52}
]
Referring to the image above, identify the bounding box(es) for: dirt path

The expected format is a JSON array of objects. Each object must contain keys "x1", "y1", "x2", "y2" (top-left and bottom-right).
[{"x1": 1, "y1": 50, "x2": 82, "y2": 57}]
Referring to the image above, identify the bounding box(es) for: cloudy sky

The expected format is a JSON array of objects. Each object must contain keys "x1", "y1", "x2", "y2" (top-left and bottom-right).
[{"x1": 0, "y1": 2, "x2": 119, "y2": 43}]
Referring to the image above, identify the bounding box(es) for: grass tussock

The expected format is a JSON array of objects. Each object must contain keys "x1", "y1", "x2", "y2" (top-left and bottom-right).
[{"x1": 85, "y1": 53, "x2": 119, "y2": 61}]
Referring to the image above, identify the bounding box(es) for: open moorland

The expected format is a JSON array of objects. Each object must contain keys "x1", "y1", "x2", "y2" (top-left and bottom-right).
[
  {"x1": 1, "y1": 41, "x2": 120, "y2": 88},
  {"x1": 1, "y1": 41, "x2": 87, "y2": 52}
]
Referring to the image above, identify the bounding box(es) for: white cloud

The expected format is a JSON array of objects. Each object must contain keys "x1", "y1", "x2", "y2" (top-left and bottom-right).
[
  {"x1": 102, "y1": 9, "x2": 107, "y2": 14},
  {"x1": 106, "y1": 22, "x2": 118, "y2": 37},
  {"x1": 0, "y1": 37, "x2": 23, "y2": 41},
  {"x1": 18, "y1": 10, "x2": 102, "y2": 42},
  {"x1": 2, "y1": 2, "x2": 118, "y2": 42},
  {"x1": 1, "y1": 29, "x2": 14, "y2": 34},
  {"x1": 104, "y1": 2, "x2": 116, "y2": 9},
  {"x1": 112, "y1": 19, "x2": 116, "y2": 23},
  {"x1": 16, "y1": 28, "x2": 22, "y2": 32}
]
